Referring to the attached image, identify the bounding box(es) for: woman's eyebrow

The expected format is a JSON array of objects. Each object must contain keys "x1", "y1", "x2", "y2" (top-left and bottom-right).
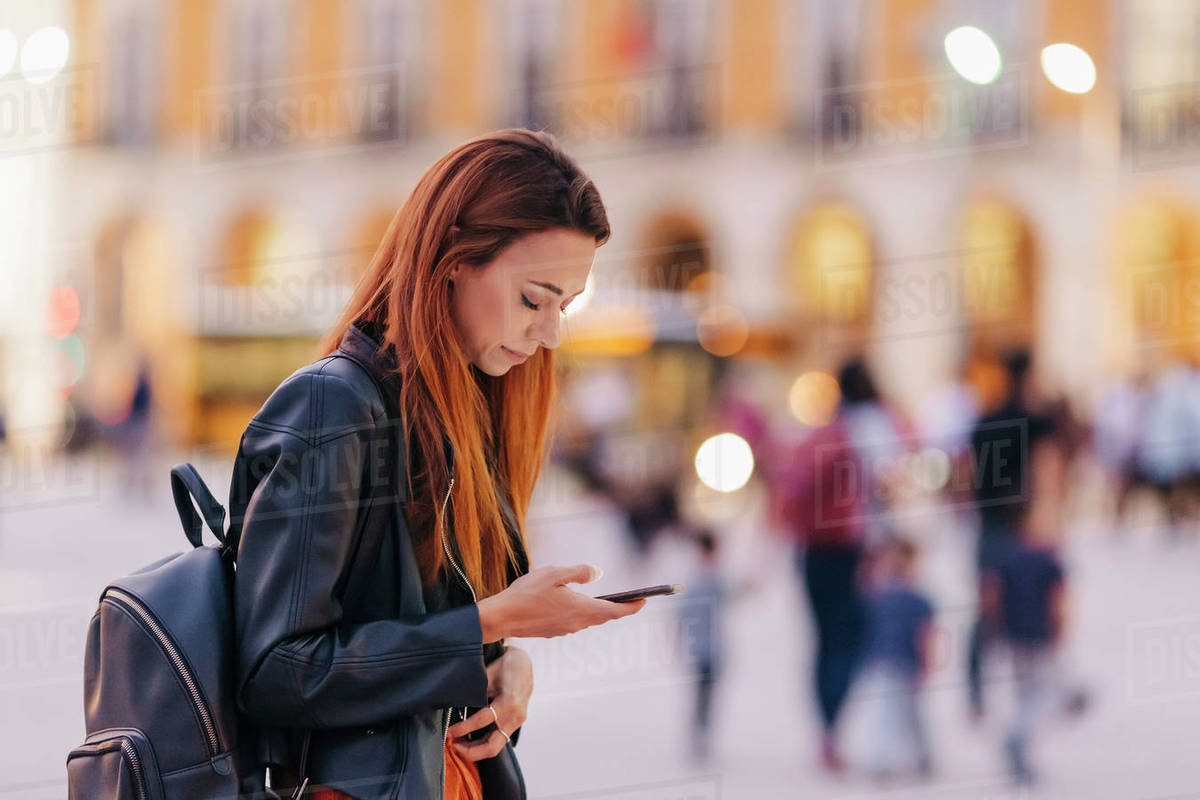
[{"x1": 529, "y1": 280, "x2": 563, "y2": 295}]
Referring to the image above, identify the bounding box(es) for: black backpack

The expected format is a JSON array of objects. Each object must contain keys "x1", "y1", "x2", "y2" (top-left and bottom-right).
[{"x1": 66, "y1": 464, "x2": 285, "y2": 799}]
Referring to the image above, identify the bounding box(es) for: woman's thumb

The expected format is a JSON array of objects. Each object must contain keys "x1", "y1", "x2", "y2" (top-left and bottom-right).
[{"x1": 556, "y1": 563, "x2": 603, "y2": 585}]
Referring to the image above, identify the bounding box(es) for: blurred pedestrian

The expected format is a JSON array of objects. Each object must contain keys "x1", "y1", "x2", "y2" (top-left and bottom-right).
[
  {"x1": 1132, "y1": 362, "x2": 1200, "y2": 538},
  {"x1": 776, "y1": 357, "x2": 911, "y2": 772},
  {"x1": 859, "y1": 536, "x2": 935, "y2": 781},
  {"x1": 982, "y1": 431, "x2": 1084, "y2": 785},
  {"x1": 966, "y1": 349, "x2": 1056, "y2": 720},
  {"x1": 1094, "y1": 371, "x2": 1149, "y2": 532},
  {"x1": 678, "y1": 528, "x2": 727, "y2": 763}
]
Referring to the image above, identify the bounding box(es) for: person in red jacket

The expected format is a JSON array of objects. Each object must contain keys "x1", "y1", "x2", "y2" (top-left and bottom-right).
[{"x1": 772, "y1": 358, "x2": 914, "y2": 772}]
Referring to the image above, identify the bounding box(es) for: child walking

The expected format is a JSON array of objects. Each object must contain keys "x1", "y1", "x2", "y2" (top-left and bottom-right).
[{"x1": 860, "y1": 537, "x2": 935, "y2": 780}]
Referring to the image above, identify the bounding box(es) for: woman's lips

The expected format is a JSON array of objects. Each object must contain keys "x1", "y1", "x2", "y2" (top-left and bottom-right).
[{"x1": 502, "y1": 346, "x2": 530, "y2": 364}]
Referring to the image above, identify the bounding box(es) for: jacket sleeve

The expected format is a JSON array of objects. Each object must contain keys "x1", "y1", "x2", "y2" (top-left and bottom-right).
[{"x1": 230, "y1": 368, "x2": 489, "y2": 729}]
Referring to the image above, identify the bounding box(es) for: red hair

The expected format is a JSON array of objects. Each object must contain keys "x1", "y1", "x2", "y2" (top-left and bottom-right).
[{"x1": 318, "y1": 129, "x2": 610, "y2": 598}]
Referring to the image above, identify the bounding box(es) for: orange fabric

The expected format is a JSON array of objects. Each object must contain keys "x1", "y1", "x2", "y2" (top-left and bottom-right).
[
  {"x1": 444, "y1": 734, "x2": 485, "y2": 800},
  {"x1": 306, "y1": 737, "x2": 481, "y2": 800}
]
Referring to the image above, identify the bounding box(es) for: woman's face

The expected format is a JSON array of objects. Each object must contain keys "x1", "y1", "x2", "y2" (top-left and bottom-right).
[{"x1": 449, "y1": 228, "x2": 596, "y2": 376}]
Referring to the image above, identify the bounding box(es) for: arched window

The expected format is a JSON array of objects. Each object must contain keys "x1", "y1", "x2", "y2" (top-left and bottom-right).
[
  {"x1": 786, "y1": 201, "x2": 874, "y2": 328},
  {"x1": 1116, "y1": 198, "x2": 1200, "y2": 361},
  {"x1": 210, "y1": 209, "x2": 332, "y2": 334},
  {"x1": 639, "y1": 209, "x2": 712, "y2": 293},
  {"x1": 960, "y1": 197, "x2": 1036, "y2": 353}
]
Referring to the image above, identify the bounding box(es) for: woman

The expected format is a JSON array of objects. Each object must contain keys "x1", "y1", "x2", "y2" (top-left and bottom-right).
[
  {"x1": 774, "y1": 358, "x2": 912, "y2": 772},
  {"x1": 228, "y1": 129, "x2": 646, "y2": 800}
]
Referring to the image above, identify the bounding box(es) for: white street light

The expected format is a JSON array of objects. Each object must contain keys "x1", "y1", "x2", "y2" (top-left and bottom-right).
[
  {"x1": 944, "y1": 26, "x2": 1002, "y2": 85},
  {"x1": 21, "y1": 26, "x2": 70, "y2": 84},
  {"x1": 1041, "y1": 43, "x2": 1096, "y2": 94},
  {"x1": 695, "y1": 432, "x2": 755, "y2": 493}
]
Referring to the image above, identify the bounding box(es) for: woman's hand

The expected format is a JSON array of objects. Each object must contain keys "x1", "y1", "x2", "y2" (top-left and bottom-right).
[
  {"x1": 448, "y1": 645, "x2": 534, "y2": 761},
  {"x1": 476, "y1": 564, "x2": 646, "y2": 642}
]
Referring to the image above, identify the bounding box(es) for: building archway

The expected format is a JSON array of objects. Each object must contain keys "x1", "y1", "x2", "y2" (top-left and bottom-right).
[
  {"x1": 1114, "y1": 196, "x2": 1200, "y2": 366},
  {"x1": 959, "y1": 196, "x2": 1038, "y2": 359},
  {"x1": 784, "y1": 199, "x2": 875, "y2": 351}
]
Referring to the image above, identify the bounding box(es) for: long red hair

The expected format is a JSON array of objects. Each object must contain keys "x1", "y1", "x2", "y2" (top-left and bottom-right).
[{"x1": 318, "y1": 129, "x2": 610, "y2": 598}]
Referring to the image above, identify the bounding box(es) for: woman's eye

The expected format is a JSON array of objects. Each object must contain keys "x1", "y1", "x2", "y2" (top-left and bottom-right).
[{"x1": 521, "y1": 294, "x2": 539, "y2": 311}]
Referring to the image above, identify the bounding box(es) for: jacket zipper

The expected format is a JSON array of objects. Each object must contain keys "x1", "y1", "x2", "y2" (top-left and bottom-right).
[
  {"x1": 438, "y1": 465, "x2": 479, "y2": 788},
  {"x1": 68, "y1": 736, "x2": 148, "y2": 800},
  {"x1": 104, "y1": 588, "x2": 221, "y2": 757}
]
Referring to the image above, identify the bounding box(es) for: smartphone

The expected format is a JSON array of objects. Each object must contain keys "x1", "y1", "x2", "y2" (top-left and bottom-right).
[{"x1": 594, "y1": 583, "x2": 684, "y2": 603}]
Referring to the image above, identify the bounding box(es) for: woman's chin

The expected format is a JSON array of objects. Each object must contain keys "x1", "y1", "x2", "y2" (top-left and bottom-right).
[{"x1": 475, "y1": 356, "x2": 512, "y2": 377}]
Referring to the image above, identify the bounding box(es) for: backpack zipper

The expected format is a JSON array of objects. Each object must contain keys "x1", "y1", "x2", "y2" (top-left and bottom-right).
[
  {"x1": 438, "y1": 465, "x2": 479, "y2": 785},
  {"x1": 67, "y1": 735, "x2": 149, "y2": 800},
  {"x1": 121, "y1": 738, "x2": 148, "y2": 800},
  {"x1": 103, "y1": 587, "x2": 221, "y2": 757}
]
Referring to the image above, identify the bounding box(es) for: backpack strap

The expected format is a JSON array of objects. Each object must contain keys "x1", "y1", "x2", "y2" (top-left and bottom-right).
[{"x1": 170, "y1": 463, "x2": 228, "y2": 550}]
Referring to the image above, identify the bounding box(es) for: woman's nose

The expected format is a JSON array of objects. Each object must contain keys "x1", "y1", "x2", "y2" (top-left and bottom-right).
[{"x1": 531, "y1": 311, "x2": 562, "y2": 350}]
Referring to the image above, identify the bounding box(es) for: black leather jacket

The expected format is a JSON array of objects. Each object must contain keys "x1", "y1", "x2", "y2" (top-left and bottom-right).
[{"x1": 228, "y1": 321, "x2": 528, "y2": 799}]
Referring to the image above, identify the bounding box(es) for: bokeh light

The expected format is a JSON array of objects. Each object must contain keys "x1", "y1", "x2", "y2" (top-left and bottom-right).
[
  {"x1": 911, "y1": 447, "x2": 952, "y2": 492},
  {"x1": 696, "y1": 304, "x2": 748, "y2": 356},
  {"x1": 20, "y1": 26, "x2": 70, "y2": 84},
  {"x1": 1041, "y1": 43, "x2": 1096, "y2": 94},
  {"x1": 788, "y1": 371, "x2": 841, "y2": 426},
  {"x1": 694, "y1": 432, "x2": 755, "y2": 493},
  {"x1": 944, "y1": 26, "x2": 1002, "y2": 85},
  {"x1": 45, "y1": 285, "x2": 81, "y2": 338}
]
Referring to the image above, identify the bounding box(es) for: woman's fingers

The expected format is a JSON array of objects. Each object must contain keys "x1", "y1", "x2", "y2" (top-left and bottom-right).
[
  {"x1": 550, "y1": 563, "x2": 602, "y2": 586},
  {"x1": 604, "y1": 596, "x2": 647, "y2": 616},
  {"x1": 448, "y1": 695, "x2": 526, "y2": 741},
  {"x1": 451, "y1": 727, "x2": 510, "y2": 762},
  {"x1": 447, "y1": 704, "x2": 498, "y2": 739},
  {"x1": 586, "y1": 594, "x2": 647, "y2": 621}
]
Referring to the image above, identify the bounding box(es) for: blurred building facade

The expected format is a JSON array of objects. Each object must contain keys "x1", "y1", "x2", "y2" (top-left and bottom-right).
[{"x1": 7, "y1": 0, "x2": 1200, "y2": 451}]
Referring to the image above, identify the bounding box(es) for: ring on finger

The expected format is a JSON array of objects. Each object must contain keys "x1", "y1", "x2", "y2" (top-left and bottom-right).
[{"x1": 487, "y1": 705, "x2": 499, "y2": 726}]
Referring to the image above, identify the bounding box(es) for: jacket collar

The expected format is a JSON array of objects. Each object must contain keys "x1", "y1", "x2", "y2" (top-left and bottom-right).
[{"x1": 339, "y1": 319, "x2": 398, "y2": 380}]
